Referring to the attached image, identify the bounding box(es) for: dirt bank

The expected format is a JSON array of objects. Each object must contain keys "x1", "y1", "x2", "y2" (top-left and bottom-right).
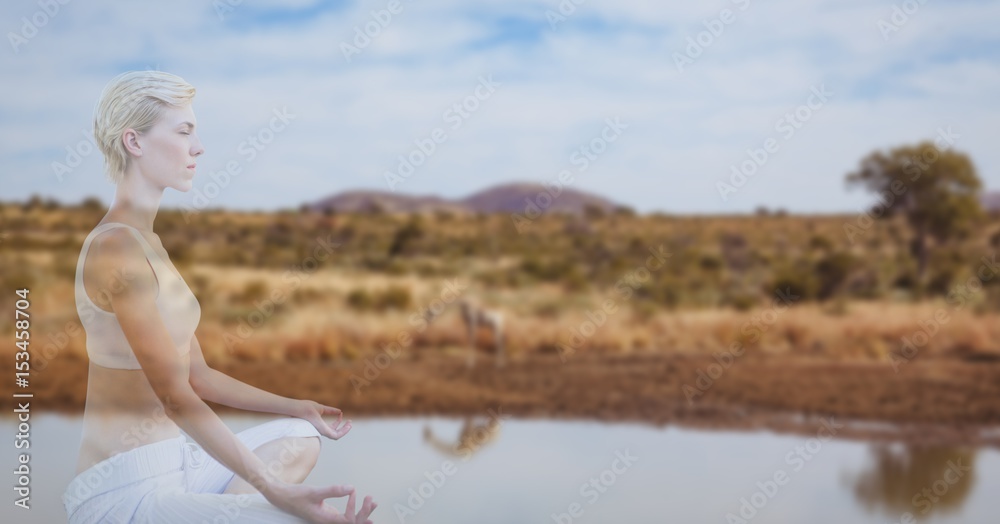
[{"x1": 12, "y1": 351, "x2": 1000, "y2": 447}]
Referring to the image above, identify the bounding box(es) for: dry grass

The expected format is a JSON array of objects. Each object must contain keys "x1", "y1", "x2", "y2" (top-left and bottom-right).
[
  {"x1": 6, "y1": 205, "x2": 1000, "y2": 369},
  {"x1": 15, "y1": 266, "x2": 1000, "y2": 370}
]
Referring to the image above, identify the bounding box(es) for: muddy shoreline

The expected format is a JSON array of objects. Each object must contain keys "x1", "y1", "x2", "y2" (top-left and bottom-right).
[{"x1": 13, "y1": 352, "x2": 1000, "y2": 447}]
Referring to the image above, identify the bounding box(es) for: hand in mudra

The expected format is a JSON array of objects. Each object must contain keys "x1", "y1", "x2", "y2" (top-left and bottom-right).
[
  {"x1": 267, "y1": 482, "x2": 377, "y2": 524},
  {"x1": 298, "y1": 400, "x2": 353, "y2": 440}
]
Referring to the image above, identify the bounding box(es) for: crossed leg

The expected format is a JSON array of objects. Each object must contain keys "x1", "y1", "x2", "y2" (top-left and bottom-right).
[
  {"x1": 135, "y1": 419, "x2": 326, "y2": 523},
  {"x1": 223, "y1": 436, "x2": 321, "y2": 494},
  {"x1": 184, "y1": 417, "x2": 324, "y2": 496}
]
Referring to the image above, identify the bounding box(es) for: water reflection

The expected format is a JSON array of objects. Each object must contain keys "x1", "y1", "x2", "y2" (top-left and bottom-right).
[
  {"x1": 423, "y1": 415, "x2": 502, "y2": 458},
  {"x1": 6, "y1": 414, "x2": 1000, "y2": 524},
  {"x1": 850, "y1": 444, "x2": 977, "y2": 518}
]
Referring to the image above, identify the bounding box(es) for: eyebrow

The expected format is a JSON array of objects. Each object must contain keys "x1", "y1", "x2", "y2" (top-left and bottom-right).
[{"x1": 178, "y1": 121, "x2": 195, "y2": 129}]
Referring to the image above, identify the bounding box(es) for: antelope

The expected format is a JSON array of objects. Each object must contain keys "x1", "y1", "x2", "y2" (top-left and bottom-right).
[
  {"x1": 423, "y1": 416, "x2": 502, "y2": 459},
  {"x1": 424, "y1": 297, "x2": 505, "y2": 368}
]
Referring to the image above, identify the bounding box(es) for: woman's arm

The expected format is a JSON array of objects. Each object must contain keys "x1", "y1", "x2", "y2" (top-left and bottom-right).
[
  {"x1": 188, "y1": 336, "x2": 354, "y2": 440},
  {"x1": 187, "y1": 335, "x2": 306, "y2": 418},
  {"x1": 96, "y1": 231, "x2": 316, "y2": 514}
]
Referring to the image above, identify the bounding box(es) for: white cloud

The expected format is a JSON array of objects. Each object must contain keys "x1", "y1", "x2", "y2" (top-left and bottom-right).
[{"x1": 0, "y1": 0, "x2": 997, "y2": 214}]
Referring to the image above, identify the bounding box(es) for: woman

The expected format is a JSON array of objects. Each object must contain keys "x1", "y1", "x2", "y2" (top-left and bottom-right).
[{"x1": 61, "y1": 70, "x2": 377, "y2": 523}]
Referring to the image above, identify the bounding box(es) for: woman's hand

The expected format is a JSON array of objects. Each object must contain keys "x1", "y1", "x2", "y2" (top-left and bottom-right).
[
  {"x1": 296, "y1": 400, "x2": 353, "y2": 440},
  {"x1": 266, "y1": 481, "x2": 377, "y2": 524}
]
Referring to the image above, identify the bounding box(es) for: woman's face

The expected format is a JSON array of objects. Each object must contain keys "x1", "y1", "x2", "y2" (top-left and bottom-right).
[{"x1": 130, "y1": 103, "x2": 204, "y2": 192}]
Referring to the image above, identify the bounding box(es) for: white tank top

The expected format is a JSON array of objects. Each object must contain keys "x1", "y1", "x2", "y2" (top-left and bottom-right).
[{"x1": 74, "y1": 222, "x2": 200, "y2": 369}]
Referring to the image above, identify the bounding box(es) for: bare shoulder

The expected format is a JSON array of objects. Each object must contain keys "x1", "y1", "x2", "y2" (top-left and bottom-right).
[{"x1": 88, "y1": 228, "x2": 158, "y2": 303}]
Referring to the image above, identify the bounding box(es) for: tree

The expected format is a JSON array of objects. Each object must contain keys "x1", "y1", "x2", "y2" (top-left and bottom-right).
[
  {"x1": 846, "y1": 141, "x2": 982, "y2": 282},
  {"x1": 387, "y1": 216, "x2": 424, "y2": 257}
]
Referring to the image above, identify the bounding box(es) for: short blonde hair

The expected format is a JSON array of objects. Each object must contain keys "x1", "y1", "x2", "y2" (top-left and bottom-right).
[{"x1": 93, "y1": 71, "x2": 196, "y2": 184}]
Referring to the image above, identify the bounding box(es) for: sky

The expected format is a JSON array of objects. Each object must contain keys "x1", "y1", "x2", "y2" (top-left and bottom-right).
[{"x1": 1, "y1": 0, "x2": 998, "y2": 215}]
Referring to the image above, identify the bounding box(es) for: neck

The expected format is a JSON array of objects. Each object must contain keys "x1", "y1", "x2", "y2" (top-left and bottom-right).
[{"x1": 106, "y1": 169, "x2": 164, "y2": 232}]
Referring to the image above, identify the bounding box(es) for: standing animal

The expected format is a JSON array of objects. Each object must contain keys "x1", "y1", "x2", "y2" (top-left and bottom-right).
[{"x1": 424, "y1": 297, "x2": 505, "y2": 368}]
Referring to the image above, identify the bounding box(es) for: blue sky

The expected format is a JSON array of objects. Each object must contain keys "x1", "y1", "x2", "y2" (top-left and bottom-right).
[{"x1": 1, "y1": 0, "x2": 998, "y2": 214}]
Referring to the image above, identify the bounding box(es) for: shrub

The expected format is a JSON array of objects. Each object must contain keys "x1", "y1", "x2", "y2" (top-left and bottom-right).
[
  {"x1": 769, "y1": 264, "x2": 818, "y2": 300},
  {"x1": 239, "y1": 280, "x2": 268, "y2": 303},
  {"x1": 814, "y1": 252, "x2": 857, "y2": 300},
  {"x1": 346, "y1": 288, "x2": 373, "y2": 310},
  {"x1": 377, "y1": 285, "x2": 411, "y2": 310}
]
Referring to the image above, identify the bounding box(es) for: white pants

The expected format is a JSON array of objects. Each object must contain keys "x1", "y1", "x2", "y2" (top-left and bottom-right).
[{"x1": 62, "y1": 417, "x2": 322, "y2": 523}]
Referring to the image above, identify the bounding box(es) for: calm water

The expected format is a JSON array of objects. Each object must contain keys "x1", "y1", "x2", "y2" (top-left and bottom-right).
[{"x1": 3, "y1": 414, "x2": 999, "y2": 523}]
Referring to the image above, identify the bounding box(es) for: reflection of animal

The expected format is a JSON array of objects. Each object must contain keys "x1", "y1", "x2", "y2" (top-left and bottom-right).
[
  {"x1": 425, "y1": 298, "x2": 504, "y2": 368},
  {"x1": 423, "y1": 417, "x2": 502, "y2": 460}
]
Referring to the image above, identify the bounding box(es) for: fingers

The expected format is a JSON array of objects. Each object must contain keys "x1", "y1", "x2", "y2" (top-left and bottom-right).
[
  {"x1": 323, "y1": 404, "x2": 343, "y2": 421},
  {"x1": 320, "y1": 424, "x2": 349, "y2": 441},
  {"x1": 329, "y1": 419, "x2": 352, "y2": 440},
  {"x1": 356, "y1": 495, "x2": 377, "y2": 523},
  {"x1": 344, "y1": 489, "x2": 356, "y2": 519},
  {"x1": 320, "y1": 484, "x2": 354, "y2": 499},
  {"x1": 320, "y1": 485, "x2": 375, "y2": 524},
  {"x1": 320, "y1": 423, "x2": 340, "y2": 440},
  {"x1": 320, "y1": 405, "x2": 345, "y2": 436}
]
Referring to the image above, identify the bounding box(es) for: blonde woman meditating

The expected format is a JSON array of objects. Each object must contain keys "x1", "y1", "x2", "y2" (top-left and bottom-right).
[{"x1": 61, "y1": 70, "x2": 377, "y2": 523}]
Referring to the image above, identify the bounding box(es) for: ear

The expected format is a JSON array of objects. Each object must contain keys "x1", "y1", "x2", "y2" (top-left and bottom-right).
[{"x1": 122, "y1": 128, "x2": 143, "y2": 158}]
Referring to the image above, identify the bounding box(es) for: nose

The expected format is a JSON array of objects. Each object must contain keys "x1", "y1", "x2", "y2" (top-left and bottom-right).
[{"x1": 191, "y1": 134, "x2": 205, "y2": 157}]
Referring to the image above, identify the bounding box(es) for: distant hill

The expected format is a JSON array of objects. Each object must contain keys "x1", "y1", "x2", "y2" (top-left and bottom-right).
[
  {"x1": 307, "y1": 182, "x2": 626, "y2": 215},
  {"x1": 307, "y1": 190, "x2": 467, "y2": 214},
  {"x1": 981, "y1": 191, "x2": 1000, "y2": 213}
]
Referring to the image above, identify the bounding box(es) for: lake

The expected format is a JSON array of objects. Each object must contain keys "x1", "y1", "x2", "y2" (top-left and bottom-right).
[{"x1": 3, "y1": 414, "x2": 999, "y2": 523}]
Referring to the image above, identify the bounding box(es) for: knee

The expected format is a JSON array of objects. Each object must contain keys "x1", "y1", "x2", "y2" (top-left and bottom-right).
[
  {"x1": 284, "y1": 436, "x2": 321, "y2": 475},
  {"x1": 299, "y1": 435, "x2": 321, "y2": 464}
]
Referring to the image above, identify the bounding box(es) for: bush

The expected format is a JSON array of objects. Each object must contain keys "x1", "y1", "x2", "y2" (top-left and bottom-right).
[
  {"x1": 345, "y1": 285, "x2": 411, "y2": 311},
  {"x1": 346, "y1": 288, "x2": 373, "y2": 310},
  {"x1": 808, "y1": 234, "x2": 833, "y2": 252},
  {"x1": 377, "y1": 285, "x2": 411, "y2": 310},
  {"x1": 388, "y1": 218, "x2": 424, "y2": 257},
  {"x1": 728, "y1": 293, "x2": 758, "y2": 311},
  {"x1": 769, "y1": 264, "x2": 819, "y2": 300},
  {"x1": 239, "y1": 280, "x2": 268, "y2": 303},
  {"x1": 814, "y1": 252, "x2": 856, "y2": 300}
]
